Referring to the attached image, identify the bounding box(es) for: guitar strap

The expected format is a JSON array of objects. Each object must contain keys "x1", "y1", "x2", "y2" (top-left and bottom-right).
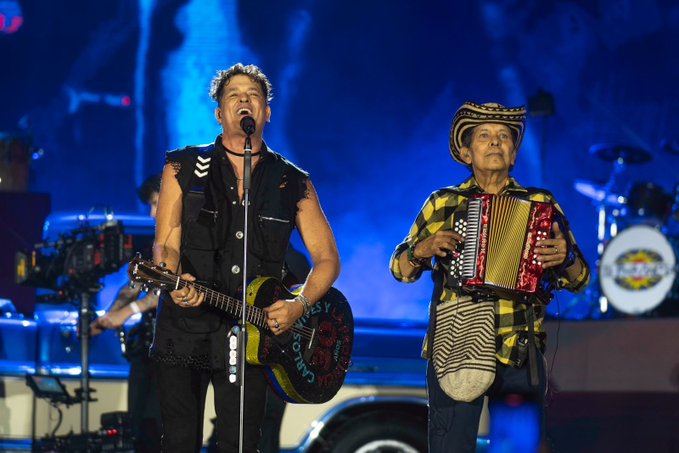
[{"x1": 425, "y1": 271, "x2": 443, "y2": 359}]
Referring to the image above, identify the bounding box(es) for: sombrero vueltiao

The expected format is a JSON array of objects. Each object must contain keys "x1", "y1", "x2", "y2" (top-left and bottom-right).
[{"x1": 449, "y1": 101, "x2": 527, "y2": 164}]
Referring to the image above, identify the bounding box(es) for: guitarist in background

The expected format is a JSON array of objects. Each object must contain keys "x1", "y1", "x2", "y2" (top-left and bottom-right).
[
  {"x1": 151, "y1": 63, "x2": 341, "y2": 452},
  {"x1": 91, "y1": 174, "x2": 162, "y2": 452}
]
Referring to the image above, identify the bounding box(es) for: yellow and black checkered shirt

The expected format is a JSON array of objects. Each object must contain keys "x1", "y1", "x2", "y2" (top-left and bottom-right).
[{"x1": 390, "y1": 176, "x2": 590, "y2": 367}]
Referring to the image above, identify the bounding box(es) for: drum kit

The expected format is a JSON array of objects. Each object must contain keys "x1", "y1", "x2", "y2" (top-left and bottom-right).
[{"x1": 575, "y1": 144, "x2": 679, "y2": 317}]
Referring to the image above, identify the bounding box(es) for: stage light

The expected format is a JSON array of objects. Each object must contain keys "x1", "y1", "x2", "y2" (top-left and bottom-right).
[{"x1": 0, "y1": 0, "x2": 23, "y2": 34}]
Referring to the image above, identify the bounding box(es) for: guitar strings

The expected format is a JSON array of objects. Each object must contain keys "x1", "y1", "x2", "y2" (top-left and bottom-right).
[{"x1": 166, "y1": 273, "x2": 315, "y2": 341}]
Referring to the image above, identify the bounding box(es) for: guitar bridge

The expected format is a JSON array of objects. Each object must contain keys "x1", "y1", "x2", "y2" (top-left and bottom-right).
[{"x1": 307, "y1": 327, "x2": 316, "y2": 351}]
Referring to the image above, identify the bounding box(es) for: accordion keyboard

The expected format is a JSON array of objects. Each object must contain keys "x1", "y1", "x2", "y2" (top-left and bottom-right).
[{"x1": 461, "y1": 198, "x2": 482, "y2": 280}]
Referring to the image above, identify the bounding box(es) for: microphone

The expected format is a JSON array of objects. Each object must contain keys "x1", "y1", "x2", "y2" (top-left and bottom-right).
[{"x1": 240, "y1": 116, "x2": 256, "y2": 136}]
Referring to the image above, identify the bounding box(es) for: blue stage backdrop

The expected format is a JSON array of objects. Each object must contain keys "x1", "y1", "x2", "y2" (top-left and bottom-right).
[{"x1": 2, "y1": 0, "x2": 678, "y2": 320}]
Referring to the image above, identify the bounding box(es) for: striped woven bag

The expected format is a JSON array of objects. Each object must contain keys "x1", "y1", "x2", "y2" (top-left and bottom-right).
[{"x1": 432, "y1": 296, "x2": 496, "y2": 402}]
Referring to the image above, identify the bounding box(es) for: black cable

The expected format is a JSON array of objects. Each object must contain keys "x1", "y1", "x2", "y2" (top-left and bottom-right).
[
  {"x1": 544, "y1": 294, "x2": 561, "y2": 408},
  {"x1": 49, "y1": 402, "x2": 64, "y2": 437}
]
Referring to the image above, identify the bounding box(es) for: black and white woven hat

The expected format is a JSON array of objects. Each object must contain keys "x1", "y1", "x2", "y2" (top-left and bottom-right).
[{"x1": 449, "y1": 101, "x2": 527, "y2": 164}]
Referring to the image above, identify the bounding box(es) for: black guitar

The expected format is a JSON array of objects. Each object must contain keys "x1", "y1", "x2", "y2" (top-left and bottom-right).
[{"x1": 128, "y1": 256, "x2": 353, "y2": 404}]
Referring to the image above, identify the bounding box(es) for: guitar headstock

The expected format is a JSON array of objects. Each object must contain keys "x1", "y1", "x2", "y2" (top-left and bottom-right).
[{"x1": 127, "y1": 254, "x2": 177, "y2": 292}]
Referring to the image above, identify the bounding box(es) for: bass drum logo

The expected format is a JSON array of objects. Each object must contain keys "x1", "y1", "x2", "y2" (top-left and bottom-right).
[
  {"x1": 613, "y1": 248, "x2": 664, "y2": 290},
  {"x1": 600, "y1": 225, "x2": 676, "y2": 315}
]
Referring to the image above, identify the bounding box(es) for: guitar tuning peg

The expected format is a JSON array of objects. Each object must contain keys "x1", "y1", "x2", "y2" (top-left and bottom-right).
[
  {"x1": 159, "y1": 262, "x2": 166, "y2": 268},
  {"x1": 142, "y1": 285, "x2": 149, "y2": 293},
  {"x1": 154, "y1": 288, "x2": 162, "y2": 296},
  {"x1": 128, "y1": 282, "x2": 136, "y2": 289}
]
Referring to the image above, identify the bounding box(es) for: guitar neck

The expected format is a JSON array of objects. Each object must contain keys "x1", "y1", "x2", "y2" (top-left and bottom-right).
[{"x1": 172, "y1": 278, "x2": 266, "y2": 328}]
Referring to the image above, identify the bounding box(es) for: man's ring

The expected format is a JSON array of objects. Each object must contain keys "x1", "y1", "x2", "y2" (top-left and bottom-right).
[
  {"x1": 554, "y1": 247, "x2": 558, "y2": 255},
  {"x1": 274, "y1": 320, "x2": 280, "y2": 329}
]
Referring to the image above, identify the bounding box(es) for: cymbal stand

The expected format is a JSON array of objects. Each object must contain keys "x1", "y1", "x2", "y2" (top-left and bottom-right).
[{"x1": 595, "y1": 157, "x2": 627, "y2": 313}]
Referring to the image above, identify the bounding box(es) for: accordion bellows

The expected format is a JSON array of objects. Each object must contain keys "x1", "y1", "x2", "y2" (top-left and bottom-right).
[{"x1": 457, "y1": 194, "x2": 554, "y2": 296}]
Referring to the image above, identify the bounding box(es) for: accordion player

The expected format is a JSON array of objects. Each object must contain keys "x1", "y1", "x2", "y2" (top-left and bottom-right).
[{"x1": 448, "y1": 194, "x2": 554, "y2": 302}]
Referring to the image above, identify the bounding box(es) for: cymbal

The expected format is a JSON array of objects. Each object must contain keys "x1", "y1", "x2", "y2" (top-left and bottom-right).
[
  {"x1": 589, "y1": 143, "x2": 651, "y2": 164},
  {"x1": 573, "y1": 179, "x2": 625, "y2": 205}
]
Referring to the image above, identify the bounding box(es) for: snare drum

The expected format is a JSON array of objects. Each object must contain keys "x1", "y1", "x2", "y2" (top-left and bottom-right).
[{"x1": 599, "y1": 225, "x2": 677, "y2": 315}]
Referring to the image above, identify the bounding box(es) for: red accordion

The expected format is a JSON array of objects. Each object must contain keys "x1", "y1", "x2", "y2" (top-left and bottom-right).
[{"x1": 454, "y1": 194, "x2": 554, "y2": 296}]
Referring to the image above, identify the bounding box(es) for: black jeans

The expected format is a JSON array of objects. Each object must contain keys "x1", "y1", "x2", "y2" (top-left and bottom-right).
[
  {"x1": 128, "y1": 354, "x2": 161, "y2": 452},
  {"x1": 427, "y1": 354, "x2": 546, "y2": 453},
  {"x1": 156, "y1": 362, "x2": 268, "y2": 453},
  {"x1": 258, "y1": 386, "x2": 286, "y2": 453}
]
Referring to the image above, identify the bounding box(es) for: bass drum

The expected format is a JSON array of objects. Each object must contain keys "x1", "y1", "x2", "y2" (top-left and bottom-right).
[
  {"x1": 667, "y1": 235, "x2": 679, "y2": 303},
  {"x1": 599, "y1": 225, "x2": 676, "y2": 315}
]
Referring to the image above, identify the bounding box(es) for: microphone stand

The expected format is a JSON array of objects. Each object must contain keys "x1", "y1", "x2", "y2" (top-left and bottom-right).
[{"x1": 237, "y1": 130, "x2": 253, "y2": 453}]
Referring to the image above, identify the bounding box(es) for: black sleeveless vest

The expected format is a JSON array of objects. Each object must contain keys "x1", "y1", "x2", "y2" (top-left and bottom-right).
[{"x1": 150, "y1": 138, "x2": 309, "y2": 370}]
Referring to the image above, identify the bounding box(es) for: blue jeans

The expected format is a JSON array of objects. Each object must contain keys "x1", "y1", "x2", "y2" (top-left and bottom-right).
[{"x1": 427, "y1": 355, "x2": 546, "y2": 453}]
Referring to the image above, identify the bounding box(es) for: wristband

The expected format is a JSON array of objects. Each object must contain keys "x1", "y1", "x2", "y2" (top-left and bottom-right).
[
  {"x1": 295, "y1": 294, "x2": 311, "y2": 316},
  {"x1": 406, "y1": 243, "x2": 427, "y2": 267},
  {"x1": 129, "y1": 301, "x2": 141, "y2": 314}
]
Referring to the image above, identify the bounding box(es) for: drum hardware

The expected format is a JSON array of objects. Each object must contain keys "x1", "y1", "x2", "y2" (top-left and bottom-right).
[
  {"x1": 575, "y1": 144, "x2": 654, "y2": 314},
  {"x1": 587, "y1": 143, "x2": 651, "y2": 240},
  {"x1": 573, "y1": 143, "x2": 679, "y2": 318},
  {"x1": 573, "y1": 179, "x2": 625, "y2": 207},
  {"x1": 573, "y1": 178, "x2": 619, "y2": 314}
]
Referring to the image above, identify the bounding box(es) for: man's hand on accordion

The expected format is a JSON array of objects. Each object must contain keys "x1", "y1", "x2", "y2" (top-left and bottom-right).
[
  {"x1": 400, "y1": 230, "x2": 465, "y2": 276},
  {"x1": 535, "y1": 222, "x2": 568, "y2": 269},
  {"x1": 416, "y1": 230, "x2": 465, "y2": 260}
]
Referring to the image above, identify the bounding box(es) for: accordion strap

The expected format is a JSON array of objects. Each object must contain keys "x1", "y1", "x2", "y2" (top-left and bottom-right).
[
  {"x1": 526, "y1": 303, "x2": 539, "y2": 387},
  {"x1": 426, "y1": 271, "x2": 446, "y2": 358}
]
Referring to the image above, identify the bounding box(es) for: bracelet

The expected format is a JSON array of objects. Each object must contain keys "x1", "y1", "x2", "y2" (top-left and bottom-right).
[
  {"x1": 406, "y1": 243, "x2": 427, "y2": 267},
  {"x1": 295, "y1": 294, "x2": 311, "y2": 316},
  {"x1": 129, "y1": 301, "x2": 141, "y2": 314}
]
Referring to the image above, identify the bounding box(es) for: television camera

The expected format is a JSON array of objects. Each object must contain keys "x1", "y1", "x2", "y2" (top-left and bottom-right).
[
  {"x1": 15, "y1": 218, "x2": 133, "y2": 293},
  {"x1": 15, "y1": 215, "x2": 136, "y2": 435}
]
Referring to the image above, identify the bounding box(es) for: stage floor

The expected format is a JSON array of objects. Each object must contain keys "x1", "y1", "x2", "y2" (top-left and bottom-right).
[{"x1": 543, "y1": 317, "x2": 679, "y2": 452}]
